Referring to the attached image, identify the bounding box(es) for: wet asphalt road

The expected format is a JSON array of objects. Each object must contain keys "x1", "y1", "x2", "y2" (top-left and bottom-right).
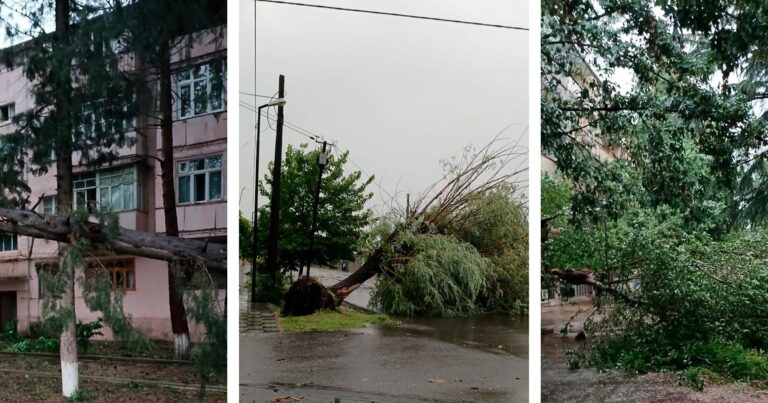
[{"x1": 240, "y1": 319, "x2": 528, "y2": 402}]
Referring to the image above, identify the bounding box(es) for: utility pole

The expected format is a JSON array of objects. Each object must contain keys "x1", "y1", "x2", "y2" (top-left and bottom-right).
[
  {"x1": 305, "y1": 140, "x2": 328, "y2": 278},
  {"x1": 265, "y1": 75, "x2": 286, "y2": 291},
  {"x1": 251, "y1": 0, "x2": 258, "y2": 304},
  {"x1": 250, "y1": 103, "x2": 262, "y2": 303}
]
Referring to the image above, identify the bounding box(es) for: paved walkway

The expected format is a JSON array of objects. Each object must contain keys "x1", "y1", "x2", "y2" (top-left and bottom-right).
[{"x1": 239, "y1": 265, "x2": 279, "y2": 334}]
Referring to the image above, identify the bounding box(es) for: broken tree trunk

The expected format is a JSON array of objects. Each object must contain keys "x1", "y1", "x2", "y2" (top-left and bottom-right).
[{"x1": 0, "y1": 207, "x2": 226, "y2": 272}]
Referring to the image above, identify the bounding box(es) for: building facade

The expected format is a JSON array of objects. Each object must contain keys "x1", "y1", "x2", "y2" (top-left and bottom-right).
[{"x1": 0, "y1": 26, "x2": 227, "y2": 341}]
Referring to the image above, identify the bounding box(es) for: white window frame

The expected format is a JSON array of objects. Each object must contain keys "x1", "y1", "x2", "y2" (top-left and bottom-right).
[
  {"x1": 73, "y1": 167, "x2": 138, "y2": 212},
  {"x1": 0, "y1": 233, "x2": 17, "y2": 252},
  {"x1": 175, "y1": 60, "x2": 226, "y2": 119},
  {"x1": 0, "y1": 103, "x2": 15, "y2": 123},
  {"x1": 177, "y1": 155, "x2": 223, "y2": 204},
  {"x1": 42, "y1": 196, "x2": 56, "y2": 216}
]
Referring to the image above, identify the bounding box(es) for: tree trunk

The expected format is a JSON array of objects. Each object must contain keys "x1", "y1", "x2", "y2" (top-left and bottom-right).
[
  {"x1": 329, "y1": 248, "x2": 384, "y2": 301},
  {"x1": 0, "y1": 207, "x2": 226, "y2": 272},
  {"x1": 159, "y1": 38, "x2": 190, "y2": 359},
  {"x1": 54, "y1": 0, "x2": 77, "y2": 397}
]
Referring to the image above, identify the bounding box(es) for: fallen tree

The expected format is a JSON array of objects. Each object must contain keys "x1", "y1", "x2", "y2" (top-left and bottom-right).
[
  {"x1": 282, "y1": 139, "x2": 528, "y2": 316},
  {"x1": 0, "y1": 207, "x2": 226, "y2": 273}
]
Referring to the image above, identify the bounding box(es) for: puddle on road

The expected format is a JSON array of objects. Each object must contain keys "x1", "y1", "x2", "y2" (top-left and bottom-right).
[{"x1": 374, "y1": 314, "x2": 529, "y2": 358}]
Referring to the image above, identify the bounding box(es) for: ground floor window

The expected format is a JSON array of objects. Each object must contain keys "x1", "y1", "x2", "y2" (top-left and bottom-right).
[
  {"x1": 85, "y1": 258, "x2": 136, "y2": 291},
  {"x1": 0, "y1": 234, "x2": 17, "y2": 252},
  {"x1": 36, "y1": 262, "x2": 59, "y2": 299}
]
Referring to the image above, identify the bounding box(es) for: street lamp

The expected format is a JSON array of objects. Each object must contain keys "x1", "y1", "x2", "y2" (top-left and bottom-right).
[{"x1": 251, "y1": 97, "x2": 286, "y2": 303}]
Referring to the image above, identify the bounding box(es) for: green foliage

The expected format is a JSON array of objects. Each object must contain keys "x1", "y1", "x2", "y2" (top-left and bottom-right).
[
  {"x1": 373, "y1": 233, "x2": 489, "y2": 316},
  {"x1": 67, "y1": 389, "x2": 93, "y2": 402},
  {"x1": 75, "y1": 319, "x2": 103, "y2": 354},
  {"x1": 372, "y1": 186, "x2": 528, "y2": 317},
  {"x1": 80, "y1": 257, "x2": 149, "y2": 354},
  {"x1": 257, "y1": 143, "x2": 374, "y2": 271},
  {"x1": 280, "y1": 308, "x2": 393, "y2": 332},
  {"x1": 253, "y1": 272, "x2": 288, "y2": 306},
  {"x1": 240, "y1": 210, "x2": 254, "y2": 262},
  {"x1": 543, "y1": 0, "x2": 768, "y2": 387},
  {"x1": 542, "y1": 174, "x2": 572, "y2": 221},
  {"x1": 2, "y1": 319, "x2": 18, "y2": 342},
  {"x1": 11, "y1": 336, "x2": 60, "y2": 353},
  {"x1": 177, "y1": 264, "x2": 226, "y2": 396}
]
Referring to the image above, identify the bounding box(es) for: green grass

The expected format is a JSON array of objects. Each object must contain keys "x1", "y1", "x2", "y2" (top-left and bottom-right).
[{"x1": 280, "y1": 308, "x2": 396, "y2": 332}]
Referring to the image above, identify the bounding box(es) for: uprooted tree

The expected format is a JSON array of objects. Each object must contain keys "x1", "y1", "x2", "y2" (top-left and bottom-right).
[
  {"x1": 281, "y1": 140, "x2": 529, "y2": 317},
  {"x1": 542, "y1": 0, "x2": 768, "y2": 387}
]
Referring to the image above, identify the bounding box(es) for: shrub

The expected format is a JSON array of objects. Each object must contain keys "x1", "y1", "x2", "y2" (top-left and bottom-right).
[
  {"x1": 11, "y1": 336, "x2": 59, "y2": 353},
  {"x1": 76, "y1": 319, "x2": 104, "y2": 354}
]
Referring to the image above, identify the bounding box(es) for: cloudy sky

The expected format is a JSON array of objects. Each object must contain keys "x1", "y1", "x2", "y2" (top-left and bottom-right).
[{"x1": 239, "y1": 0, "x2": 528, "y2": 217}]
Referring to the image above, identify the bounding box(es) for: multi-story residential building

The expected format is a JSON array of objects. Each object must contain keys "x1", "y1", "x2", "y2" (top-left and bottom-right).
[
  {"x1": 0, "y1": 24, "x2": 227, "y2": 341},
  {"x1": 541, "y1": 55, "x2": 625, "y2": 305}
]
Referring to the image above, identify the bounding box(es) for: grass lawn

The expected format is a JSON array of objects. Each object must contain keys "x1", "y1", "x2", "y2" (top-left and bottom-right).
[{"x1": 279, "y1": 307, "x2": 396, "y2": 332}]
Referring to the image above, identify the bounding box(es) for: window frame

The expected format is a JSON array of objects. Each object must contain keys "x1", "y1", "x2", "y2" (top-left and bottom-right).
[
  {"x1": 42, "y1": 196, "x2": 57, "y2": 216},
  {"x1": 85, "y1": 258, "x2": 136, "y2": 292},
  {"x1": 0, "y1": 233, "x2": 18, "y2": 252},
  {"x1": 175, "y1": 59, "x2": 227, "y2": 119},
  {"x1": 0, "y1": 103, "x2": 15, "y2": 123},
  {"x1": 177, "y1": 155, "x2": 223, "y2": 205},
  {"x1": 73, "y1": 166, "x2": 138, "y2": 212}
]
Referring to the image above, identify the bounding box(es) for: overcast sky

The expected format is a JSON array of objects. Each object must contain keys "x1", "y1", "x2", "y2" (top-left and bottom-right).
[{"x1": 240, "y1": 0, "x2": 528, "y2": 217}]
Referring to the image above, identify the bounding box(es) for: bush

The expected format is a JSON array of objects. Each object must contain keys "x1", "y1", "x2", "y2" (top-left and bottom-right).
[
  {"x1": 1, "y1": 318, "x2": 18, "y2": 342},
  {"x1": 11, "y1": 336, "x2": 59, "y2": 353},
  {"x1": 76, "y1": 319, "x2": 104, "y2": 354}
]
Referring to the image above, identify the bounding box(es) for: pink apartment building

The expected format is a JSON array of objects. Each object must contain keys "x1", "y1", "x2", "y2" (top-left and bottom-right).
[{"x1": 0, "y1": 25, "x2": 227, "y2": 341}]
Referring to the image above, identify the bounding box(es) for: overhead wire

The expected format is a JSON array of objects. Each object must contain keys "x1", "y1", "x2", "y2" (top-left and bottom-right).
[{"x1": 255, "y1": 0, "x2": 528, "y2": 31}]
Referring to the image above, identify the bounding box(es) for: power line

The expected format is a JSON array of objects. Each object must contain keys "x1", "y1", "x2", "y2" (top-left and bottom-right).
[
  {"x1": 255, "y1": 0, "x2": 528, "y2": 31},
  {"x1": 240, "y1": 91, "x2": 278, "y2": 99}
]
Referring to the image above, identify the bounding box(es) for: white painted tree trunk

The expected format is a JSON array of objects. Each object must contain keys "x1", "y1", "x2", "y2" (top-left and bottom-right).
[
  {"x1": 59, "y1": 246, "x2": 79, "y2": 397},
  {"x1": 174, "y1": 333, "x2": 190, "y2": 360}
]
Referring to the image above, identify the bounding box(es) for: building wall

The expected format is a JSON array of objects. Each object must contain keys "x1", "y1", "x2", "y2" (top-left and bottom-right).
[{"x1": 0, "y1": 26, "x2": 227, "y2": 341}]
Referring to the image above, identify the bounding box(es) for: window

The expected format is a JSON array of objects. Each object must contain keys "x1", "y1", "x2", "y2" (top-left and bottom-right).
[
  {"x1": 0, "y1": 234, "x2": 17, "y2": 252},
  {"x1": 74, "y1": 173, "x2": 98, "y2": 212},
  {"x1": 0, "y1": 103, "x2": 15, "y2": 123},
  {"x1": 74, "y1": 167, "x2": 137, "y2": 212},
  {"x1": 178, "y1": 155, "x2": 222, "y2": 204},
  {"x1": 176, "y1": 60, "x2": 226, "y2": 118},
  {"x1": 85, "y1": 258, "x2": 135, "y2": 291},
  {"x1": 78, "y1": 102, "x2": 134, "y2": 136},
  {"x1": 42, "y1": 196, "x2": 56, "y2": 216},
  {"x1": 36, "y1": 262, "x2": 58, "y2": 299}
]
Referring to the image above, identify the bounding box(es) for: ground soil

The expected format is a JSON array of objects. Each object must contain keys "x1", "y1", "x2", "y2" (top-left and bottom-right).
[
  {"x1": 0, "y1": 348, "x2": 226, "y2": 402},
  {"x1": 541, "y1": 301, "x2": 768, "y2": 402},
  {"x1": 0, "y1": 371, "x2": 225, "y2": 403}
]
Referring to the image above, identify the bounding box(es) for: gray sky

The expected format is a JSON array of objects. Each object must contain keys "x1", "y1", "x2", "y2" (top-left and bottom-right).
[{"x1": 240, "y1": 0, "x2": 529, "y2": 217}]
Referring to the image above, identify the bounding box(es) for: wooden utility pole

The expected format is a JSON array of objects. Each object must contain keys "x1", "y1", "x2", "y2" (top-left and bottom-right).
[
  {"x1": 305, "y1": 140, "x2": 328, "y2": 278},
  {"x1": 265, "y1": 75, "x2": 285, "y2": 291}
]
